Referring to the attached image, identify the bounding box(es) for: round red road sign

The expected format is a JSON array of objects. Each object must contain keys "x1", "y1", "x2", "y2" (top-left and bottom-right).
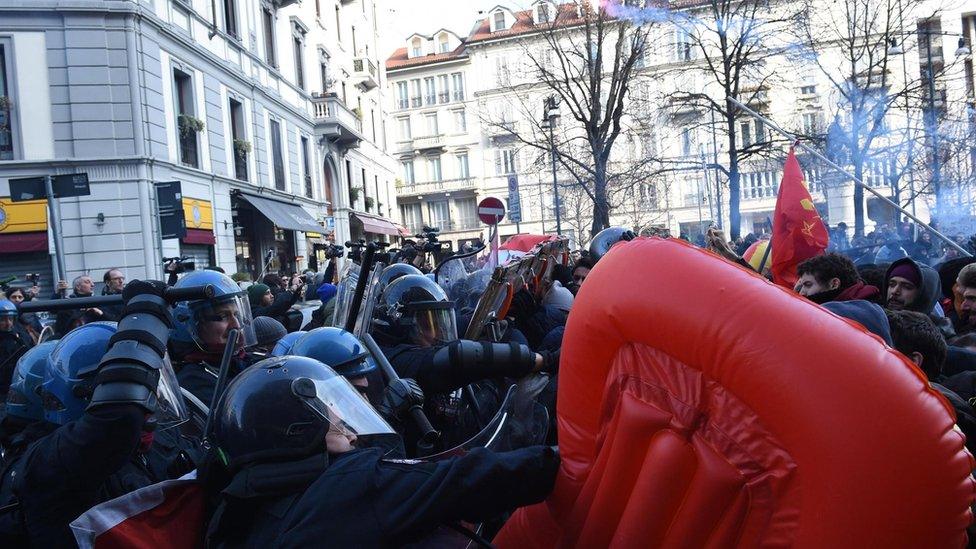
[{"x1": 478, "y1": 197, "x2": 506, "y2": 225}]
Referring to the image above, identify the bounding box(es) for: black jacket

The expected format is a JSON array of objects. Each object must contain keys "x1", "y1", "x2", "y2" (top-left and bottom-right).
[
  {"x1": 206, "y1": 445, "x2": 558, "y2": 548},
  {"x1": 0, "y1": 328, "x2": 33, "y2": 394},
  {"x1": 54, "y1": 292, "x2": 105, "y2": 337}
]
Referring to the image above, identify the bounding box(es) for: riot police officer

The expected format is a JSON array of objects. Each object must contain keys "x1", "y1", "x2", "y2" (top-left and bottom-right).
[
  {"x1": 204, "y1": 356, "x2": 558, "y2": 547},
  {"x1": 0, "y1": 299, "x2": 33, "y2": 400},
  {"x1": 170, "y1": 270, "x2": 257, "y2": 405},
  {"x1": 0, "y1": 281, "x2": 189, "y2": 546}
]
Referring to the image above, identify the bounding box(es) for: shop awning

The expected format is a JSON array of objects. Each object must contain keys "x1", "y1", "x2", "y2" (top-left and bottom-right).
[
  {"x1": 351, "y1": 212, "x2": 401, "y2": 237},
  {"x1": 182, "y1": 228, "x2": 216, "y2": 245},
  {"x1": 0, "y1": 232, "x2": 46, "y2": 253},
  {"x1": 236, "y1": 192, "x2": 324, "y2": 234}
]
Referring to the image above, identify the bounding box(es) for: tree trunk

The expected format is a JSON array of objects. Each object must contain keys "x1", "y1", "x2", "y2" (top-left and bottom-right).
[
  {"x1": 726, "y1": 117, "x2": 742, "y2": 240},
  {"x1": 853, "y1": 161, "x2": 865, "y2": 237},
  {"x1": 590, "y1": 158, "x2": 611, "y2": 237}
]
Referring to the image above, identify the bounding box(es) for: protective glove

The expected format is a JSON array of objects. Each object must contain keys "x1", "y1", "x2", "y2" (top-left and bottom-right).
[
  {"x1": 377, "y1": 378, "x2": 425, "y2": 421},
  {"x1": 538, "y1": 348, "x2": 560, "y2": 374},
  {"x1": 121, "y1": 280, "x2": 168, "y2": 304},
  {"x1": 621, "y1": 230, "x2": 637, "y2": 241},
  {"x1": 508, "y1": 288, "x2": 539, "y2": 322}
]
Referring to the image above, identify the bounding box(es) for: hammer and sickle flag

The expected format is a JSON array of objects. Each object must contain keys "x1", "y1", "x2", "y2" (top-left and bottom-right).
[{"x1": 770, "y1": 147, "x2": 829, "y2": 288}]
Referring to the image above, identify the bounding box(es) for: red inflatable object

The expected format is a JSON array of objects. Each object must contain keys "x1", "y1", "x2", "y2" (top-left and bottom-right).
[
  {"x1": 496, "y1": 237, "x2": 974, "y2": 548},
  {"x1": 500, "y1": 234, "x2": 556, "y2": 252}
]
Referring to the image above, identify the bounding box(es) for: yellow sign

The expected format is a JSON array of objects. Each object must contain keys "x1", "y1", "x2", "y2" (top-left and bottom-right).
[
  {"x1": 0, "y1": 198, "x2": 47, "y2": 234},
  {"x1": 181, "y1": 198, "x2": 214, "y2": 230}
]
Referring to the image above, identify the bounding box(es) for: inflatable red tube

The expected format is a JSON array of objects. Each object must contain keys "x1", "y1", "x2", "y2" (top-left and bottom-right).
[{"x1": 496, "y1": 237, "x2": 974, "y2": 548}]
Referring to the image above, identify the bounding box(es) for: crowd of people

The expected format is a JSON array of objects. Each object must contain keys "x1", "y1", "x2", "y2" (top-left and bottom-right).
[{"x1": 0, "y1": 221, "x2": 975, "y2": 546}]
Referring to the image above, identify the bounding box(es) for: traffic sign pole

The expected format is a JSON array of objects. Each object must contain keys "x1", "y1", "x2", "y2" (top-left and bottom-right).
[{"x1": 44, "y1": 176, "x2": 67, "y2": 296}]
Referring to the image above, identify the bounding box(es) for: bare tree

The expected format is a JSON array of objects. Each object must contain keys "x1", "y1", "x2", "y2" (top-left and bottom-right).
[
  {"x1": 480, "y1": 0, "x2": 658, "y2": 239},
  {"x1": 661, "y1": 0, "x2": 802, "y2": 240}
]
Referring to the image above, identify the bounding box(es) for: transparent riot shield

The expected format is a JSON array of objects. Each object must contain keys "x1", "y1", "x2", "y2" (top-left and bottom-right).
[{"x1": 331, "y1": 263, "x2": 359, "y2": 328}]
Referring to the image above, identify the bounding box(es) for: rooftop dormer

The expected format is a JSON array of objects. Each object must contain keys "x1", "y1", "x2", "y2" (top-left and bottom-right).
[
  {"x1": 433, "y1": 29, "x2": 461, "y2": 54},
  {"x1": 532, "y1": 1, "x2": 556, "y2": 25},
  {"x1": 489, "y1": 6, "x2": 515, "y2": 32},
  {"x1": 406, "y1": 33, "x2": 430, "y2": 59}
]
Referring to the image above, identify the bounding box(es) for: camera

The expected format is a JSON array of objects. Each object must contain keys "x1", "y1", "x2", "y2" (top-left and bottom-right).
[
  {"x1": 163, "y1": 256, "x2": 196, "y2": 274},
  {"x1": 26, "y1": 273, "x2": 40, "y2": 286},
  {"x1": 325, "y1": 244, "x2": 345, "y2": 260}
]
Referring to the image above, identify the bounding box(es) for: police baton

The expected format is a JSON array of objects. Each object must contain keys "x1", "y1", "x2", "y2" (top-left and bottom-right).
[
  {"x1": 344, "y1": 242, "x2": 377, "y2": 333},
  {"x1": 16, "y1": 284, "x2": 216, "y2": 313},
  {"x1": 202, "y1": 327, "x2": 241, "y2": 446},
  {"x1": 362, "y1": 333, "x2": 440, "y2": 454}
]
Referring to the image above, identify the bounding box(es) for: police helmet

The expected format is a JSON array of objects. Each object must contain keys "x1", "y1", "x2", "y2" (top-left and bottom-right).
[
  {"x1": 41, "y1": 322, "x2": 117, "y2": 425},
  {"x1": 6, "y1": 340, "x2": 58, "y2": 422},
  {"x1": 371, "y1": 274, "x2": 458, "y2": 347},
  {"x1": 290, "y1": 327, "x2": 376, "y2": 378},
  {"x1": 271, "y1": 330, "x2": 307, "y2": 357},
  {"x1": 0, "y1": 299, "x2": 17, "y2": 318},
  {"x1": 376, "y1": 263, "x2": 423, "y2": 296},
  {"x1": 588, "y1": 227, "x2": 636, "y2": 263},
  {"x1": 171, "y1": 270, "x2": 257, "y2": 355},
  {"x1": 213, "y1": 356, "x2": 394, "y2": 470}
]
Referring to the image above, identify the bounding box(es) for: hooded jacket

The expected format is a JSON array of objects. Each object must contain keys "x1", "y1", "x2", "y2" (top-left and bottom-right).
[{"x1": 884, "y1": 257, "x2": 942, "y2": 314}]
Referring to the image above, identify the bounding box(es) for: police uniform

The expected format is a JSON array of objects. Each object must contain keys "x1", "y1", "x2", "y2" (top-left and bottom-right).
[{"x1": 206, "y1": 445, "x2": 558, "y2": 547}]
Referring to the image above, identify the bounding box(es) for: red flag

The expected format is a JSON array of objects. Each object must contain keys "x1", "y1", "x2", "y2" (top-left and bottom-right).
[
  {"x1": 770, "y1": 148, "x2": 829, "y2": 287},
  {"x1": 71, "y1": 474, "x2": 207, "y2": 549}
]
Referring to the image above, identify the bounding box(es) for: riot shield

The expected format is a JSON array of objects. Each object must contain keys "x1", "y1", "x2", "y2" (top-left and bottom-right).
[
  {"x1": 331, "y1": 263, "x2": 358, "y2": 327},
  {"x1": 179, "y1": 386, "x2": 209, "y2": 441},
  {"x1": 353, "y1": 262, "x2": 383, "y2": 338}
]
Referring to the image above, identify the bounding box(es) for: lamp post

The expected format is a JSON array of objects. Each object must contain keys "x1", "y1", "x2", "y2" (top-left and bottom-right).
[{"x1": 543, "y1": 95, "x2": 563, "y2": 235}]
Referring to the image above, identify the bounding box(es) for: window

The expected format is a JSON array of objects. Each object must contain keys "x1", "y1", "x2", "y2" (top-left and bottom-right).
[
  {"x1": 174, "y1": 68, "x2": 198, "y2": 168},
  {"x1": 300, "y1": 136, "x2": 312, "y2": 198},
  {"x1": 799, "y1": 72, "x2": 817, "y2": 95},
  {"x1": 536, "y1": 3, "x2": 551, "y2": 24},
  {"x1": 320, "y1": 60, "x2": 330, "y2": 93},
  {"x1": 0, "y1": 44, "x2": 14, "y2": 160},
  {"x1": 315, "y1": 0, "x2": 320, "y2": 18},
  {"x1": 293, "y1": 35, "x2": 305, "y2": 89},
  {"x1": 424, "y1": 77, "x2": 436, "y2": 105},
  {"x1": 428, "y1": 155, "x2": 442, "y2": 181},
  {"x1": 451, "y1": 72, "x2": 465, "y2": 100},
  {"x1": 495, "y1": 58, "x2": 510, "y2": 87},
  {"x1": 262, "y1": 7, "x2": 276, "y2": 66},
  {"x1": 400, "y1": 203, "x2": 423, "y2": 232},
  {"x1": 457, "y1": 152, "x2": 469, "y2": 178},
  {"x1": 438, "y1": 75, "x2": 450, "y2": 103},
  {"x1": 334, "y1": 6, "x2": 341, "y2": 43},
  {"x1": 424, "y1": 113, "x2": 438, "y2": 136},
  {"x1": 396, "y1": 82, "x2": 409, "y2": 109},
  {"x1": 397, "y1": 117, "x2": 411, "y2": 140},
  {"x1": 410, "y1": 79, "x2": 422, "y2": 107},
  {"x1": 492, "y1": 10, "x2": 507, "y2": 32},
  {"x1": 269, "y1": 118, "x2": 285, "y2": 190},
  {"x1": 674, "y1": 27, "x2": 695, "y2": 62},
  {"x1": 455, "y1": 197, "x2": 476, "y2": 229},
  {"x1": 641, "y1": 130, "x2": 657, "y2": 157},
  {"x1": 438, "y1": 34, "x2": 450, "y2": 53},
  {"x1": 411, "y1": 37, "x2": 423, "y2": 57},
  {"x1": 361, "y1": 168, "x2": 368, "y2": 209},
  {"x1": 402, "y1": 159, "x2": 415, "y2": 183},
  {"x1": 352, "y1": 26, "x2": 358, "y2": 55},
  {"x1": 680, "y1": 127, "x2": 694, "y2": 156},
  {"x1": 496, "y1": 148, "x2": 517, "y2": 174},
  {"x1": 802, "y1": 112, "x2": 821, "y2": 135},
  {"x1": 453, "y1": 109, "x2": 466, "y2": 133},
  {"x1": 739, "y1": 121, "x2": 752, "y2": 147},
  {"x1": 428, "y1": 200, "x2": 450, "y2": 228},
  {"x1": 223, "y1": 0, "x2": 239, "y2": 38},
  {"x1": 229, "y1": 97, "x2": 247, "y2": 181}
]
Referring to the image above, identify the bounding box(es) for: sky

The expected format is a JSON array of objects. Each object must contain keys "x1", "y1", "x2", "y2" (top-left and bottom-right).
[{"x1": 375, "y1": 0, "x2": 525, "y2": 59}]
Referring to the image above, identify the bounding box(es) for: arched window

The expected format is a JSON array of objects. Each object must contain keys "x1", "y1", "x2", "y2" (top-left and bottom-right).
[
  {"x1": 438, "y1": 33, "x2": 450, "y2": 53},
  {"x1": 410, "y1": 37, "x2": 422, "y2": 57},
  {"x1": 492, "y1": 10, "x2": 507, "y2": 32}
]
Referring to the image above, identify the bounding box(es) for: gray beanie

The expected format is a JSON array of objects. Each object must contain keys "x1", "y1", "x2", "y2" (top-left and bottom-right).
[
  {"x1": 253, "y1": 315, "x2": 288, "y2": 347},
  {"x1": 543, "y1": 280, "x2": 574, "y2": 313}
]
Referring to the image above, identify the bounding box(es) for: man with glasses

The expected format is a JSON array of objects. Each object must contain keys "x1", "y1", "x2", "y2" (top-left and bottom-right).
[{"x1": 101, "y1": 268, "x2": 127, "y2": 321}]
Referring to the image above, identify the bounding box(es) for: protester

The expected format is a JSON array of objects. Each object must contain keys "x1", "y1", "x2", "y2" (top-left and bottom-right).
[
  {"x1": 100, "y1": 268, "x2": 126, "y2": 321},
  {"x1": 794, "y1": 253, "x2": 879, "y2": 304},
  {"x1": 952, "y1": 263, "x2": 976, "y2": 336},
  {"x1": 569, "y1": 256, "x2": 594, "y2": 296},
  {"x1": 248, "y1": 281, "x2": 303, "y2": 329},
  {"x1": 54, "y1": 274, "x2": 105, "y2": 336},
  {"x1": 250, "y1": 316, "x2": 288, "y2": 356},
  {"x1": 883, "y1": 258, "x2": 941, "y2": 315}
]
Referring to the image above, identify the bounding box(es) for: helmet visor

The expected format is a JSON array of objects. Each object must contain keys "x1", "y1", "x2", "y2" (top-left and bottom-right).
[
  {"x1": 409, "y1": 306, "x2": 458, "y2": 346},
  {"x1": 190, "y1": 294, "x2": 257, "y2": 353},
  {"x1": 302, "y1": 375, "x2": 395, "y2": 438},
  {"x1": 156, "y1": 354, "x2": 189, "y2": 431}
]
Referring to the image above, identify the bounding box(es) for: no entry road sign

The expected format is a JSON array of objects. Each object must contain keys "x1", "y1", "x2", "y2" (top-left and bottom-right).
[{"x1": 478, "y1": 197, "x2": 505, "y2": 225}]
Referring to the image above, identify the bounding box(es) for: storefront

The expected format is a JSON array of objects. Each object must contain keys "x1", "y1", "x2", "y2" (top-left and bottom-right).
[
  {"x1": 232, "y1": 191, "x2": 324, "y2": 278},
  {"x1": 350, "y1": 211, "x2": 404, "y2": 243},
  {"x1": 180, "y1": 197, "x2": 216, "y2": 269},
  {"x1": 0, "y1": 197, "x2": 54, "y2": 295}
]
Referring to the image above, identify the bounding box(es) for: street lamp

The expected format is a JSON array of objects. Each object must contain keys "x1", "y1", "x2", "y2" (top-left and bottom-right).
[{"x1": 543, "y1": 95, "x2": 562, "y2": 235}]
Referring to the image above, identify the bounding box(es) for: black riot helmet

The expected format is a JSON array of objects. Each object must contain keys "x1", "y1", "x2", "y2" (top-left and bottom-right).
[
  {"x1": 376, "y1": 263, "x2": 423, "y2": 296},
  {"x1": 371, "y1": 274, "x2": 458, "y2": 347},
  {"x1": 213, "y1": 356, "x2": 394, "y2": 470},
  {"x1": 588, "y1": 227, "x2": 636, "y2": 263}
]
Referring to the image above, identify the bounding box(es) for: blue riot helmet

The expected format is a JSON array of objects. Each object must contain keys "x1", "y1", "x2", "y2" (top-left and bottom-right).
[
  {"x1": 42, "y1": 322, "x2": 188, "y2": 428},
  {"x1": 6, "y1": 340, "x2": 57, "y2": 422},
  {"x1": 376, "y1": 263, "x2": 423, "y2": 296},
  {"x1": 372, "y1": 275, "x2": 458, "y2": 347},
  {"x1": 271, "y1": 330, "x2": 307, "y2": 357},
  {"x1": 0, "y1": 299, "x2": 17, "y2": 331},
  {"x1": 213, "y1": 356, "x2": 394, "y2": 470},
  {"x1": 290, "y1": 327, "x2": 376, "y2": 379},
  {"x1": 171, "y1": 270, "x2": 257, "y2": 356}
]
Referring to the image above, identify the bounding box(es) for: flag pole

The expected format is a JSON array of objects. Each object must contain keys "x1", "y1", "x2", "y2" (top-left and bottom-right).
[
  {"x1": 727, "y1": 97, "x2": 970, "y2": 257},
  {"x1": 757, "y1": 216, "x2": 773, "y2": 273}
]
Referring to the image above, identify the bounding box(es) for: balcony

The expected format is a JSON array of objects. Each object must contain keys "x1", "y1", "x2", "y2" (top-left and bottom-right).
[
  {"x1": 397, "y1": 177, "x2": 477, "y2": 197},
  {"x1": 312, "y1": 94, "x2": 363, "y2": 148},
  {"x1": 412, "y1": 133, "x2": 446, "y2": 152},
  {"x1": 352, "y1": 57, "x2": 378, "y2": 90}
]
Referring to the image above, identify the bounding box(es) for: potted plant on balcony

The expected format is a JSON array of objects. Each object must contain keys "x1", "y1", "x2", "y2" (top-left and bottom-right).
[
  {"x1": 178, "y1": 114, "x2": 205, "y2": 137},
  {"x1": 351, "y1": 107, "x2": 363, "y2": 120},
  {"x1": 233, "y1": 138, "x2": 252, "y2": 158},
  {"x1": 349, "y1": 186, "x2": 361, "y2": 202},
  {"x1": 364, "y1": 196, "x2": 375, "y2": 211}
]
